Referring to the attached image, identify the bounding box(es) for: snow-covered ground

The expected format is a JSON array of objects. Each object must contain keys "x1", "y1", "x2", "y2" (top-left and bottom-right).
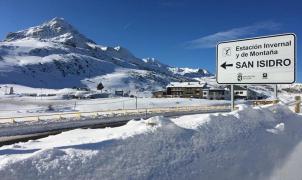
[
  {"x1": 0, "y1": 104, "x2": 301, "y2": 179},
  {"x1": 0, "y1": 84, "x2": 232, "y2": 118},
  {"x1": 1, "y1": 83, "x2": 301, "y2": 118},
  {"x1": 0, "y1": 95, "x2": 229, "y2": 118}
]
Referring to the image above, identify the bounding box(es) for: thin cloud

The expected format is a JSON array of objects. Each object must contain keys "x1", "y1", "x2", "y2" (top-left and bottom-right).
[
  {"x1": 123, "y1": 19, "x2": 137, "y2": 31},
  {"x1": 184, "y1": 21, "x2": 281, "y2": 49},
  {"x1": 123, "y1": 22, "x2": 133, "y2": 30}
]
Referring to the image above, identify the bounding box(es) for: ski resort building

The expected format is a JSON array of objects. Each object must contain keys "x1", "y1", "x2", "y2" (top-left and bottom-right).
[
  {"x1": 202, "y1": 88, "x2": 227, "y2": 100},
  {"x1": 152, "y1": 90, "x2": 166, "y2": 98},
  {"x1": 233, "y1": 85, "x2": 248, "y2": 99},
  {"x1": 229, "y1": 85, "x2": 261, "y2": 100},
  {"x1": 166, "y1": 82, "x2": 206, "y2": 98},
  {"x1": 152, "y1": 82, "x2": 261, "y2": 100},
  {"x1": 115, "y1": 90, "x2": 124, "y2": 96},
  {"x1": 152, "y1": 82, "x2": 228, "y2": 100}
]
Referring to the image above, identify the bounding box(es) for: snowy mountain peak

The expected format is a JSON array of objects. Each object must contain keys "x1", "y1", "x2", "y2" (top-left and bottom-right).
[
  {"x1": 113, "y1": 46, "x2": 135, "y2": 58},
  {"x1": 0, "y1": 18, "x2": 212, "y2": 89},
  {"x1": 46, "y1": 17, "x2": 70, "y2": 28},
  {"x1": 4, "y1": 17, "x2": 95, "y2": 48},
  {"x1": 169, "y1": 67, "x2": 212, "y2": 78},
  {"x1": 142, "y1": 58, "x2": 168, "y2": 68},
  {"x1": 142, "y1": 57, "x2": 159, "y2": 63}
]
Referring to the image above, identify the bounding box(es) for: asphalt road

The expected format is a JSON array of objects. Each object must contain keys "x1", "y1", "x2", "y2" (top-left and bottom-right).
[{"x1": 0, "y1": 108, "x2": 230, "y2": 146}]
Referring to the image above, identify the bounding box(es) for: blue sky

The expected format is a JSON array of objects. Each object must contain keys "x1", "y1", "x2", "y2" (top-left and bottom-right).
[{"x1": 0, "y1": 0, "x2": 301, "y2": 81}]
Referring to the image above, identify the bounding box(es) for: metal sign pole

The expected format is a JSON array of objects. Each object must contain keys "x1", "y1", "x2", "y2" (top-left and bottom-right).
[
  {"x1": 274, "y1": 84, "x2": 278, "y2": 99},
  {"x1": 231, "y1": 85, "x2": 234, "y2": 111}
]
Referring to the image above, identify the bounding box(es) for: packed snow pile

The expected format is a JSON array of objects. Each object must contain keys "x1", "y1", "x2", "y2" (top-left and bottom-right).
[{"x1": 0, "y1": 104, "x2": 302, "y2": 180}]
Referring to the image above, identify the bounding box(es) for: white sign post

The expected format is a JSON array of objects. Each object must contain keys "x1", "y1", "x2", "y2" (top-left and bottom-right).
[
  {"x1": 216, "y1": 33, "x2": 296, "y2": 110},
  {"x1": 216, "y1": 34, "x2": 296, "y2": 84}
]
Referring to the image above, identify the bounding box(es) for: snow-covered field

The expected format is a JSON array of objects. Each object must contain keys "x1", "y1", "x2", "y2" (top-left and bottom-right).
[
  {"x1": 0, "y1": 95, "x2": 229, "y2": 118},
  {"x1": 1, "y1": 83, "x2": 300, "y2": 119},
  {"x1": 0, "y1": 84, "x2": 230, "y2": 118},
  {"x1": 0, "y1": 104, "x2": 301, "y2": 180}
]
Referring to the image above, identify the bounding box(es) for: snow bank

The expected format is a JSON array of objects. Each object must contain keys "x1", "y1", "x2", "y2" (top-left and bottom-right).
[{"x1": 0, "y1": 104, "x2": 302, "y2": 180}]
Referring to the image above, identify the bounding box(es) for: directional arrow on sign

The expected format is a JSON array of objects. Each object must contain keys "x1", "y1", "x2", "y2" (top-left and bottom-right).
[{"x1": 220, "y1": 62, "x2": 233, "y2": 69}]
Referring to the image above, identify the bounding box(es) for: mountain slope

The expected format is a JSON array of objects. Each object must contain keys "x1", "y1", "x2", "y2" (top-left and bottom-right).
[{"x1": 0, "y1": 17, "x2": 211, "y2": 91}]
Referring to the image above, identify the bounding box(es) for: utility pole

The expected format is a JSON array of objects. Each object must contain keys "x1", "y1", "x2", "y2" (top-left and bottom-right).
[
  {"x1": 74, "y1": 101, "x2": 77, "y2": 111},
  {"x1": 4, "y1": 85, "x2": 7, "y2": 95},
  {"x1": 135, "y1": 96, "x2": 138, "y2": 109}
]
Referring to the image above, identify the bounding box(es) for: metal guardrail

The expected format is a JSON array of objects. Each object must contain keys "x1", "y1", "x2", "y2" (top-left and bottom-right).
[
  {"x1": 252, "y1": 100, "x2": 278, "y2": 106},
  {"x1": 2, "y1": 98, "x2": 292, "y2": 125},
  {"x1": 0, "y1": 105, "x2": 231, "y2": 124}
]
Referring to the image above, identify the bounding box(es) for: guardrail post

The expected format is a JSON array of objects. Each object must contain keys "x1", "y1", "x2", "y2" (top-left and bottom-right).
[{"x1": 295, "y1": 96, "x2": 301, "y2": 113}]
